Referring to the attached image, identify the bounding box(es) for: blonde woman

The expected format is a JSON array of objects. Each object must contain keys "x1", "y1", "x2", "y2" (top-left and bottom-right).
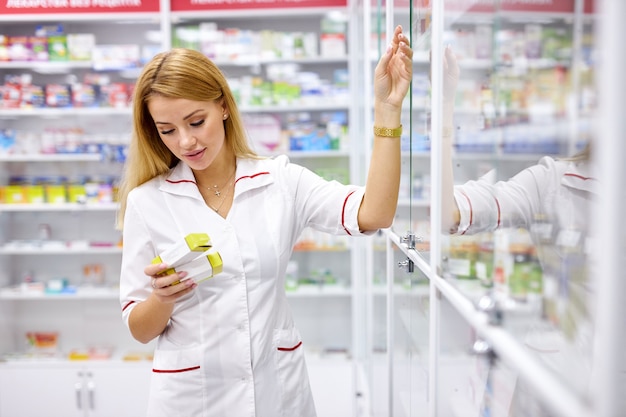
[{"x1": 117, "y1": 26, "x2": 412, "y2": 417}]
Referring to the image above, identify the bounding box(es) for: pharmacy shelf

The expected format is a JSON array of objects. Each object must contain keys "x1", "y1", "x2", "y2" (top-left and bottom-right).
[
  {"x1": 285, "y1": 286, "x2": 351, "y2": 297},
  {"x1": 0, "y1": 285, "x2": 351, "y2": 301},
  {"x1": 403, "y1": 151, "x2": 560, "y2": 161},
  {"x1": 0, "y1": 286, "x2": 121, "y2": 300},
  {"x1": 0, "y1": 61, "x2": 93, "y2": 70},
  {"x1": 0, "y1": 152, "x2": 346, "y2": 163},
  {"x1": 0, "y1": 12, "x2": 160, "y2": 23},
  {"x1": 0, "y1": 103, "x2": 347, "y2": 118},
  {"x1": 213, "y1": 56, "x2": 348, "y2": 67},
  {"x1": 239, "y1": 102, "x2": 349, "y2": 113},
  {"x1": 0, "y1": 203, "x2": 118, "y2": 212},
  {"x1": 285, "y1": 150, "x2": 349, "y2": 159},
  {"x1": 0, "y1": 247, "x2": 121, "y2": 255},
  {"x1": 0, "y1": 154, "x2": 103, "y2": 162},
  {"x1": 443, "y1": 10, "x2": 580, "y2": 24},
  {"x1": 0, "y1": 108, "x2": 132, "y2": 117}
]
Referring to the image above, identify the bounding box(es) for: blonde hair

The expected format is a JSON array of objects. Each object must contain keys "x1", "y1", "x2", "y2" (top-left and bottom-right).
[
  {"x1": 116, "y1": 48, "x2": 258, "y2": 229},
  {"x1": 561, "y1": 142, "x2": 592, "y2": 162}
]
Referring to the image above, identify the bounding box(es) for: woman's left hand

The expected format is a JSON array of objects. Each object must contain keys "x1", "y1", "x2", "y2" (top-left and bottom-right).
[{"x1": 374, "y1": 25, "x2": 414, "y2": 111}]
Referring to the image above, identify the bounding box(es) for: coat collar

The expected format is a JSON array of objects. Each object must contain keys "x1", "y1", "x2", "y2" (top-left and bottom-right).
[{"x1": 159, "y1": 158, "x2": 275, "y2": 199}]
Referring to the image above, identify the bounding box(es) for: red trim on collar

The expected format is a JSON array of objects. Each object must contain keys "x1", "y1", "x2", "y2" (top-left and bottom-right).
[
  {"x1": 165, "y1": 179, "x2": 197, "y2": 185},
  {"x1": 341, "y1": 191, "x2": 356, "y2": 236},
  {"x1": 235, "y1": 171, "x2": 270, "y2": 185},
  {"x1": 165, "y1": 172, "x2": 270, "y2": 186},
  {"x1": 564, "y1": 173, "x2": 596, "y2": 181}
]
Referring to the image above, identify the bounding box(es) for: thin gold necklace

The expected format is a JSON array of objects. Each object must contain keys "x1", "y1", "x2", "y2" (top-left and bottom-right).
[
  {"x1": 207, "y1": 179, "x2": 234, "y2": 213},
  {"x1": 209, "y1": 170, "x2": 236, "y2": 197},
  {"x1": 199, "y1": 169, "x2": 236, "y2": 213}
]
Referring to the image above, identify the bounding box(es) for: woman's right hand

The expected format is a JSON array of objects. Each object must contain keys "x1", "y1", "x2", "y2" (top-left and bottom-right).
[{"x1": 145, "y1": 262, "x2": 196, "y2": 303}]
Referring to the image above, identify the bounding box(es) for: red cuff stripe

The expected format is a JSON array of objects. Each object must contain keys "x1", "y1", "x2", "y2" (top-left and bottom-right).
[
  {"x1": 459, "y1": 191, "x2": 472, "y2": 235},
  {"x1": 122, "y1": 301, "x2": 135, "y2": 312},
  {"x1": 341, "y1": 191, "x2": 356, "y2": 236},
  {"x1": 494, "y1": 197, "x2": 501, "y2": 228}
]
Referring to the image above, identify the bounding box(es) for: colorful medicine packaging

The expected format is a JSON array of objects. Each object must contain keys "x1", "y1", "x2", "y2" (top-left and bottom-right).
[
  {"x1": 163, "y1": 252, "x2": 224, "y2": 285},
  {"x1": 153, "y1": 233, "x2": 212, "y2": 268},
  {"x1": 152, "y1": 233, "x2": 223, "y2": 284}
]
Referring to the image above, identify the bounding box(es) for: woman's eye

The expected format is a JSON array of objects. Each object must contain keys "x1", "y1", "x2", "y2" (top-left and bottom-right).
[
  {"x1": 190, "y1": 120, "x2": 205, "y2": 127},
  {"x1": 160, "y1": 129, "x2": 175, "y2": 135}
]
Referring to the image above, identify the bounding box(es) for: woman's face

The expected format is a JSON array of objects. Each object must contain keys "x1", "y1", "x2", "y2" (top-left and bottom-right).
[{"x1": 148, "y1": 96, "x2": 227, "y2": 170}]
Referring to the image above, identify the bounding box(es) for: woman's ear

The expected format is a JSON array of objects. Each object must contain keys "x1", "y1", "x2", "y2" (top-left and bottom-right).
[{"x1": 219, "y1": 98, "x2": 228, "y2": 119}]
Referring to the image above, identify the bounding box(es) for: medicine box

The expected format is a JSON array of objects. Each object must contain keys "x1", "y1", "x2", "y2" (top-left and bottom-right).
[
  {"x1": 152, "y1": 233, "x2": 212, "y2": 269},
  {"x1": 155, "y1": 251, "x2": 223, "y2": 285},
  {"x1": 177, "y1": 252, "x2": 223, "y2": 284}
]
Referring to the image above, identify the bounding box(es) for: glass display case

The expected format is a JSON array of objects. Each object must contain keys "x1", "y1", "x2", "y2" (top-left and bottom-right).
[{"x1": 362, "y1": 0, "x2": 625, "y2": 416}]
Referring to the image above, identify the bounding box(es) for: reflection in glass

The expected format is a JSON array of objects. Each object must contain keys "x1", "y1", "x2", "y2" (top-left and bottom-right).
[{"x1": 439, "y1": 0, "x2": 597, "y2": 404}]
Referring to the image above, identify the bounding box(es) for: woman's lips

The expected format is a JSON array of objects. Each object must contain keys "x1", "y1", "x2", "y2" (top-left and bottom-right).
[{"x1": 184, "y1": 148, "x2": 205, "y2": 161}]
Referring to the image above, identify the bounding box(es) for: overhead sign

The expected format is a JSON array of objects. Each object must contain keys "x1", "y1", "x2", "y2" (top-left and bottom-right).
[
  {"x1": 0, "y1": 0, "x2": 160, "y2": 14},
  {"x1": 171, "y1": 0, "x2": 347, "y2": 12},
  {"x1": 443, "y1": 0, "x2": 577, "y2": 13}
]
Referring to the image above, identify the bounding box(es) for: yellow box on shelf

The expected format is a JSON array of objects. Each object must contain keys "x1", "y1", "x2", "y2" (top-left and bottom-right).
[
  {"x1": 26, "y1": 185, "x2": 45, "y2": 203},
  {"x1": 3, "y1": 185, "x2": 26, "y2": 203},
  {"x1": 45, "y1": 184, "x2": 67, "y2": 204},
  {"x1": 67, "y1": 184, "x2": 87, "y2": 203}
]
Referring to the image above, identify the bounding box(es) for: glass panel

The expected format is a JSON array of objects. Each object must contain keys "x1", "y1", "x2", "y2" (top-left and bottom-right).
[
  {"x1": 368, "y1": 2, "x2": 433, "y2": 415},
  {"x1": 437, "y1": 296, "x2": 561, "y2": 417},
  {"x1": 369, "y1": 232, "x2": 431, "y2": 417},
  {"x1": 391, "y1": 240, "x2": 430, "y2": 417},
  {"x1": 438, "y1": 0, "x2": 597, "y2": 402},
  {"x1": 393, "y1": 0, "x2": 433, "y2": 258},
  {"x1": 369, "y1": 231, "x2": 389, "y2": 417}
]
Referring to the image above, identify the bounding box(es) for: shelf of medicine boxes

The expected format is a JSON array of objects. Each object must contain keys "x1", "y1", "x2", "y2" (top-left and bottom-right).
[
  {"x1": 168, "y1": 10, "x2": 351, "y2": 110},
  {"x1": 0, "y1": 14, "x2": 162, "y2": 71},
  {"x1": 0, "y1": 276, "x2": 353, "y2": 301}
]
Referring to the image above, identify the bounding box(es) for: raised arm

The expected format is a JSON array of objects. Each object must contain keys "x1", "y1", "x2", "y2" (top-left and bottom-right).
[
  {"x1": 441, "y1": 46, "x2": 461, "y2": 233},
  {"x1": 358, "y1": 25, "x2": 414, "y2": 231}
]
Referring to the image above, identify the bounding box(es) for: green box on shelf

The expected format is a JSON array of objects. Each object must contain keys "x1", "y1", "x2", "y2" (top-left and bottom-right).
[
  {"x1": 48, "y1": 35, "x2": 69, "y2": 61},
  {"x1": 172, "y1": 26, "x2": 200, "y2": 50}
]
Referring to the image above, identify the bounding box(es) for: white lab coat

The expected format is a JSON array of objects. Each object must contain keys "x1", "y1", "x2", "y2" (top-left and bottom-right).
[{"x1": 119, "y1": 155, "x2": 368, "y2": 417}]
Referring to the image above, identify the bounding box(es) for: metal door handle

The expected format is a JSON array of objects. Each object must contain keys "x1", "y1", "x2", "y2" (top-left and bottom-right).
[
  {"x1": 74, "y1": 382, "x2": 83, "y2": 409},
  {"x1": 87, "y1": 380, "x2": 96, "y2": 410}
]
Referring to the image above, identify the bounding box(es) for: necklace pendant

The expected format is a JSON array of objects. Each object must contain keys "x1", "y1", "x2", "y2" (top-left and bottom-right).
[{"x1": 214, "y1": 190, "x2": 221, "y2": 196}]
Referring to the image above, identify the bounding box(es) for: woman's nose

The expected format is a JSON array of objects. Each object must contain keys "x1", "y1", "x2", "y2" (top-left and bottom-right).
[{"x1": 179, "y1": 129, "x2": 196, "y2": 148}]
